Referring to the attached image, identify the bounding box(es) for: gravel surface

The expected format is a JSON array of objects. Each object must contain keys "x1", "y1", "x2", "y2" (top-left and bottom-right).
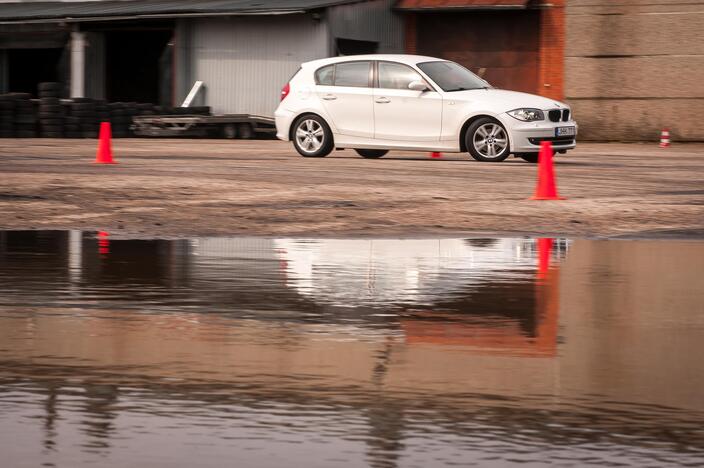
[{"x1": 0, "y1": 138, "x2": 702, "y2": 239}]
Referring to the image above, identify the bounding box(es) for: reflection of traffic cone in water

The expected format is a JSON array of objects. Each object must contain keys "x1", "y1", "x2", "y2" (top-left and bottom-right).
[
  {"x1": 659, "y1": 128, "x2": 671, "y2": 148},
  {"x1": 537, "y1": 237, "x2": 553, "y2": 280},
  {"x1": 430, "y1": 152, "x2": 442, "y2": 159},
  {"x1": 97, "y1": 231, "x2": 110, "y2": 255},
  {"x1": 530, "y1": 142, "x2": 564, "y2": 200},
  {"x1": 95, "y1": 122, "x2": 116, "y2": 164}
]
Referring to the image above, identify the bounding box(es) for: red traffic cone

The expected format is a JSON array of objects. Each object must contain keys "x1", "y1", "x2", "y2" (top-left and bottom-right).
[
  {"x1": 659, "y1": 128, "x2": 670, "y2": 148},
  {"x1": 97, "y1": 230, "x2": 110, "y2": 255},
  {"x1": 530, "y1": 141, "x2": 565, "y2": 200},
  {"x1": 95, "y1": 122, "x2": 116, "y2": 164},
  {"x1": 430, "y1": 152, "x2": 442, "y2": 159}
]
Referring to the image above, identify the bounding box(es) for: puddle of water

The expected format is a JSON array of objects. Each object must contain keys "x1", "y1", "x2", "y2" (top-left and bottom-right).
[{"x1": 0, "y1": 231, "x2": 703, "y2": 467}]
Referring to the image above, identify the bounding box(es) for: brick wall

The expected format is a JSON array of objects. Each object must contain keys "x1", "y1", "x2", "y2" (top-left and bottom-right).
[{"x1": 565, "y1": 0, "x2": 704, "y2": 141}]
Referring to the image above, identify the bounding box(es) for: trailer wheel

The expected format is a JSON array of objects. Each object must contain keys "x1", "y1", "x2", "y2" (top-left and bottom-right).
[
  {"x1": 238, "y1": 123, "x2": 254, "y2": 140},
  {"x1": 223, "y1": 124, "x2": 237, "y2": 139}
]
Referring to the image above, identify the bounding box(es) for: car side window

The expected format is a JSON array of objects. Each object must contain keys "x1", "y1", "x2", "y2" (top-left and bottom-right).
[
  {"x1": 333, "y1": 61, "x2": 371, "y2": 87},
  {"x1": 378, "y1": 62, "x2": 425, "y2": 90},
  {"x1": 315, "y1": 65, "x2": 334, "y2": 86}
]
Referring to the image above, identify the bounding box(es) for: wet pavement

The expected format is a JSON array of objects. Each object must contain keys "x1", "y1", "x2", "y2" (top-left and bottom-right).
[{"x1": 0, "y1": 231, "x2": 703, "y2": 467}]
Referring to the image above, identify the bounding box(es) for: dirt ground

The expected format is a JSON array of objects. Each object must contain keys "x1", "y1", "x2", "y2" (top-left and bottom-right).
[{"x1": 0, "y1": 138, "x2": 702, "y2": 239}]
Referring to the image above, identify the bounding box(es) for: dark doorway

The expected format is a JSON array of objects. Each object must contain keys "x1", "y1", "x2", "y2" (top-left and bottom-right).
[
  {"x1": 8, "y1": 48, "x2": 67, "y2": 97},
  {"x1": 416, "y1": 11, "x2": 540, "y2": 94},
  {"x1": 336, "y1": 38, "x2": 378, "y2": 56},
  {"x1": 105, "y1": 30, "x2": 172, "y2": 104}
]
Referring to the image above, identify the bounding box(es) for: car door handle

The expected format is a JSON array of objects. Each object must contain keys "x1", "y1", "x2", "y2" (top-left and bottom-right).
[
  {"x1": 322, "y1": 94, "x2": 337, "y2": 101},
  {"x1": 375, "y1": 97, "x2": 391, "y2": 104}
]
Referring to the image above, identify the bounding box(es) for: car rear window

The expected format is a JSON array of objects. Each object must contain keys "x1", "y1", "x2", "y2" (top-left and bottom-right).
[{"x1": 315, "y1": 65, "x2": 334, "y2": 86}]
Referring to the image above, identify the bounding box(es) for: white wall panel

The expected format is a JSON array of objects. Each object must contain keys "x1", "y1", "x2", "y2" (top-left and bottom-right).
[{"x1": 189, "y1": 14, "x2": 329, "y2": 116}]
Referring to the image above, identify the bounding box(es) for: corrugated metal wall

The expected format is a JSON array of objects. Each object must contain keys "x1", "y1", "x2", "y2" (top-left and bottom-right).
[
  {"x1": 327, "y1": 0, "x2": 405, "y2": 54},
  {"x1": 180, "y1": 14, "x2": 329, "y2": 116}
]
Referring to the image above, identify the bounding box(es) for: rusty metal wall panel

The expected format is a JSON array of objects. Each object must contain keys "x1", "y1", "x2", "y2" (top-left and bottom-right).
[
  {"x1": 186, "y1": 14, "x2": 329, "y2": 116},
  {"x1": 327, "y1": 0, "x2": 405, "y2": 54},
  {"x1": 416, "y1": 11, "x2": 539, "y2": 93}
]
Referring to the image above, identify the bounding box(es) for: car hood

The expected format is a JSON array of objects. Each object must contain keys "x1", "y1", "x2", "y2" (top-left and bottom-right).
[{"x1": 448, "y1": 89, "x2": 567, "y2": 112}]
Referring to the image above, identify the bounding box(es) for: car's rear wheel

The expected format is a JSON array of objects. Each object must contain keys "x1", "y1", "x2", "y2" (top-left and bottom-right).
[
  {"x1": 466, "y1": 118, "x2": 510, "y2": 162},
  {"x1": 518, "y1": 153, "x2": 539, "y2": 163},
  {"x1": 355, "y1": 149, "x2": 388, "y2": 159},
  {"x1": 292, "y1": 115, "x2": 333, "y2": 158}
]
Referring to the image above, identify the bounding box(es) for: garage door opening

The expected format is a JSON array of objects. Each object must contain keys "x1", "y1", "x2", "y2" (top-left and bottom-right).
[
  {"x1": 8, "y1": 48, "x2": 67, "y2": 97},
  {"x1": 105, "y1": 29, "x2": 173, "y2": 105},
  {"x1": 416, "y1": 11, "x2": 540, "y2": 94}
]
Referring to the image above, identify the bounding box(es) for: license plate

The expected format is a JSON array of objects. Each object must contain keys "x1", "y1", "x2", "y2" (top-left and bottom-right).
[{"x1": 556, "y1": 126, "x2": 576, "y2": 137}]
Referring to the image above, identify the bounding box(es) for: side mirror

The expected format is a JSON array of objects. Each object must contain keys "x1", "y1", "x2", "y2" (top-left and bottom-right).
[{"x1": 408, "y1": 81, "x2": 428, "y2": 92}]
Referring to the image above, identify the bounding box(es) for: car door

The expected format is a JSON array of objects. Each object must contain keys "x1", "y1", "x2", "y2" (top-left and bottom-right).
[
  {"x1": 315, "y1": 61, "x2": 374, "y2": 138},
  {"x1": 373, "y1": 61, "x2": 442, "y2": 142}
]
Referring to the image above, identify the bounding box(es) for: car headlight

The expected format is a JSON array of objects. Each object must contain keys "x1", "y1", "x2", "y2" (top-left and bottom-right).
[{"x1": 508, "y1": 108, "x2": 545, "y2": 122}]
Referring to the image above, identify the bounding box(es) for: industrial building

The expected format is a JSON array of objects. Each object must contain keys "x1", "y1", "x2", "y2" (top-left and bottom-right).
[{"x1": 0, "y1": 0, "x2": 701, "y2": 141}]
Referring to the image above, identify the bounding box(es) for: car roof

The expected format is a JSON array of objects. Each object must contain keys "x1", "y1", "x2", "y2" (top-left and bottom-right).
[{"x1": 302, "y1": 54, "x2": 445, "y2": 69}]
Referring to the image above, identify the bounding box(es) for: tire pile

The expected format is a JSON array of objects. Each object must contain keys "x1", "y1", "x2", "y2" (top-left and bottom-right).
[
  {"x1": 0, "y1": 81, "x2": 212, "y2": 139},
  {"x1": 38, "y1": 82, "x2": 64, "y2": 138},
  {"x1": 0, "y1": 93, "x2": 37, "y2": 138}
]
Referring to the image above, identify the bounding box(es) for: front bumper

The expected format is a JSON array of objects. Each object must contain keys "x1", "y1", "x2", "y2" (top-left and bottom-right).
[
  {"x1": 274, "y1": 108, "x2": 296, "y2": 141},
  {"x1": 503, "y1": 117, "x2": 578, "y2": 153}
]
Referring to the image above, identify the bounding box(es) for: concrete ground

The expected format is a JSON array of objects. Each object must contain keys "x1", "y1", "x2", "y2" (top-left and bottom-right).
[{"x1": 0, "y1": 138, "x2": 702, "y2": 239}]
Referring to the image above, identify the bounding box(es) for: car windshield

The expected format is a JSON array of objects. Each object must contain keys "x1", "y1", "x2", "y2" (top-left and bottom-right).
[{"x1": 417, "y1": 61, "x2": 491, "y2": 92}]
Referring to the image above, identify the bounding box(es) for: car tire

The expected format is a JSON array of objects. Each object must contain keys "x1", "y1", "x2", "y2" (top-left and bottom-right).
[
  {"x1": 292, "y1": 115, "x2": 333, "y2": 158},
  {"x1": 465, "y1": 117, "x2": 510, "y2": 162},
  {"x1": 355, "y1": 149, "x2": 388, "y2": 159},
  {"x1": 518, "y1": 153, "x2": 539, "y2": 163},
  {"x1": 223, "y1": 123, "x2": 237, "y2": 139},
  {"x1": 238, "y1": 123, "x2": 253, "y2": 140}
]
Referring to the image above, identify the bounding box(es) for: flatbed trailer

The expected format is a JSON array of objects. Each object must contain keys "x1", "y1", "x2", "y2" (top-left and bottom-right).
[{"x1": 132, "y1": 114, "x2": 277, "y2": 139}]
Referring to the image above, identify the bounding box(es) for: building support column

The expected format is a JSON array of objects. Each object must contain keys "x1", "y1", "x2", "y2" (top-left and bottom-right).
[
  {"x1": 538, "y1": 2, "x2": 566, "y2": 100},
  {"x1": 70, "y1": 30, "x2": 86, "y2": 98}
]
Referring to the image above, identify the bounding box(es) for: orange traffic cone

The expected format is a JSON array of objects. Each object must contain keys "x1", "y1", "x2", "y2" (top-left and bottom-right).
[
  {"x1": 530, "y1": 141, "x2": 565, "y2": 200},
  {"x1": 95, "y1": 122, "x2": 116, "y2": 164},
  {"x1": 430, "y1": 152, "x2": 442, "y2": 159},
  {"x1": 659, "y1": 128, "x2": 670, "y2": 148}
]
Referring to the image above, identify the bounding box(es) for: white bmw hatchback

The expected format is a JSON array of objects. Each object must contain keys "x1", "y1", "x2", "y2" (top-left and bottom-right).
[{"x1": 275, "y1": 54, "x2": 577, "y2": 163}]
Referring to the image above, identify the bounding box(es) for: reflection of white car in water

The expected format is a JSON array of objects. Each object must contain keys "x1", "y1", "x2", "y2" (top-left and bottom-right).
[{"x1": 273, "y1": 238, "x2": 554, "y2": 307}]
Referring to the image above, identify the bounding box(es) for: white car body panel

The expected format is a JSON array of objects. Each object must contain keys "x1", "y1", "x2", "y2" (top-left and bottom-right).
[{"x1": 274, "y1": 54, "x2": 577, "y2": 157}]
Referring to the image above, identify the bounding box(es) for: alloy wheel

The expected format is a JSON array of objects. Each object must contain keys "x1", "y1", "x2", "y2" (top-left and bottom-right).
[
  {"x1": 473, "y1": 123, "x2": 508, "y2": 159},
  {"x1": 295, "y1": 119, "x2": 325, "y2": 154}
]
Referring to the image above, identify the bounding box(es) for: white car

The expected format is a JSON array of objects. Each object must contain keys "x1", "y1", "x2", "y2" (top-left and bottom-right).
[{"x1": 275, "y1": 54, "x2": 577, "y2": 163}]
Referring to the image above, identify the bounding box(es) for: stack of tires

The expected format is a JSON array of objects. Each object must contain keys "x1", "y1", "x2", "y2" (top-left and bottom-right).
[
  {"x1": 63, "y1": 103, "x2": 81, "y2": 139},
  {"x1": 14, "y1": 93, "x2": 38, "y2": 138},
  {"x1": 137, "y1": 103, "x2": 156, "y2": 116},
  {"x1": 108, "y1": 102, "x2": 130, "y2": 138},
  {"x1": 38, "y1": 82, "x2": 63, "y2": 138},
  {"x1": 96, "y1": 100, "x2": 110, "y2": 127},
  {"x1": 0, "y1": 94, "x2": 16, "y2": 138},
  {"x1": 71, "y1": 98, "x2": 99, "y2": 138}
]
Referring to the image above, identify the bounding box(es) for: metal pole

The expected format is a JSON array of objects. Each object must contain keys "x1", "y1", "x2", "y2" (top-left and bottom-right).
[{"x1": 70, "y1": 30, "x2": 86, "y2": 98}]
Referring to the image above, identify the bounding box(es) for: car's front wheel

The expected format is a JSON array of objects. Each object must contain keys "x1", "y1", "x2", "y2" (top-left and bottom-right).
[
  {"x1": 292, "y1": 115, "x2": 333, "y2": 158},
  {"x1": 355, "y1": 149, "x2": 388, "y2": 159},
  {"x1": 465, "y1": 118, "x2": 510, "y2": 162}
]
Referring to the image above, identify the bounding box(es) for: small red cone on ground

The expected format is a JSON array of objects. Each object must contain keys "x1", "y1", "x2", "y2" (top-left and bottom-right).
[
  {"x1": 430, "y1": 152, "x2": 442, "y2": 159},
  {"x1": 97, "y1": 231, "x2": 110, "y2": 255},
  {"x1": 530, "y1": 141, "x2": 565, "y2": 200},
  {"x1": 95, "y1": 122, "x2": 116, "y2": 164},
  {"x1": 537, "y1": 237, "x2": 554, "y2": 280},
  {"x1": 659, "y1": 128, "x2": 670, "y2": 148}
]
